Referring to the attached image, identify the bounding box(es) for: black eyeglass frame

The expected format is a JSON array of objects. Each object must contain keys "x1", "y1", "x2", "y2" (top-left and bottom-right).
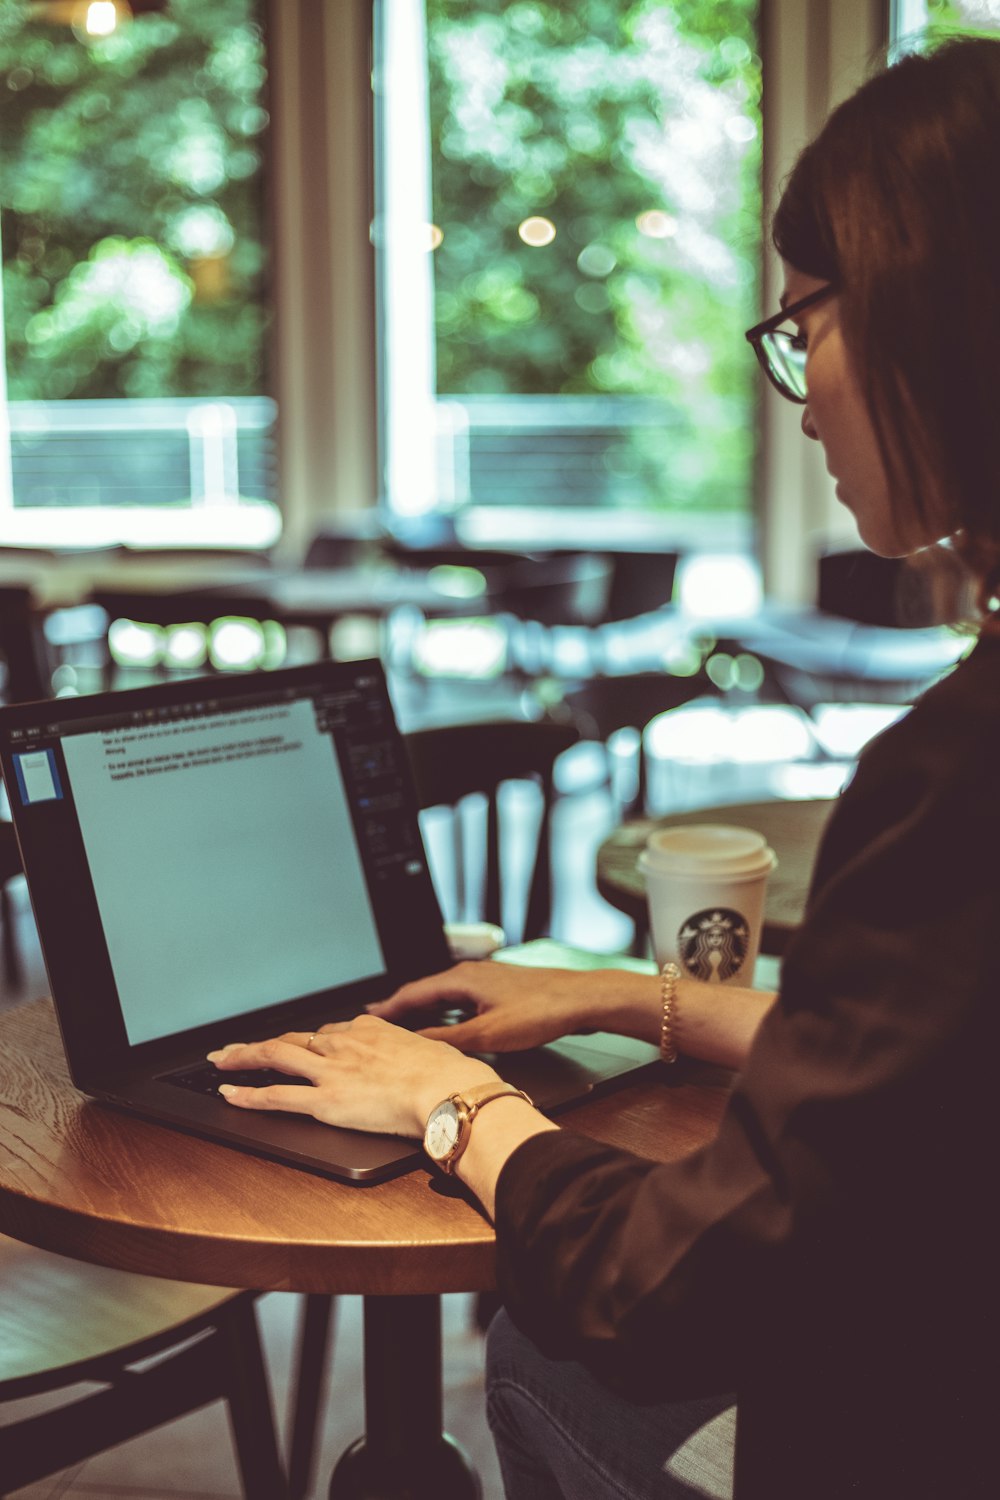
[{"x1": 745, "y1": 283, "x2": 838, "y2": 404}]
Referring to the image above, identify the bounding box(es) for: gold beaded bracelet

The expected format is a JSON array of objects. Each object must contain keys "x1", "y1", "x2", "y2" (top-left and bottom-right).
[{"x1": 659, "y1": 961, "x2": 681, "y2": 1064}]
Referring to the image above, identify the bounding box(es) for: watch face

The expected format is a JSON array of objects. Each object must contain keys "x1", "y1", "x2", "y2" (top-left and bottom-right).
[{"x1": 425, "y1": 1100, "x2": 461, "y2": 1161}]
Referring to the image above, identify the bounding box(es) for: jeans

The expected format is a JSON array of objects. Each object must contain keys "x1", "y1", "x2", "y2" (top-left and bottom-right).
[{"x1": 486, "y1": 1309, "x2": 736, "y2": 1500}]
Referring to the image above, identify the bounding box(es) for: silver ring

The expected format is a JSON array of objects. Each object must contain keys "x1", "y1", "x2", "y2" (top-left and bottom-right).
[{"x1": 306, "y1": 1033, "x2": 317, "y2": 1051}]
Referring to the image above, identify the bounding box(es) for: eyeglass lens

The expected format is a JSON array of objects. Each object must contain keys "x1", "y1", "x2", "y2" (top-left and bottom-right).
[{"x1": 761, "y1": 330, "x2": 808, "y2": 402}]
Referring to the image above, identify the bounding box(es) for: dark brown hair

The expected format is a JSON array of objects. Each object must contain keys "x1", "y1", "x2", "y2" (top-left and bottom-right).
[{"x1": 773, "y1": 35, "x2": 1000, "y2": 624}]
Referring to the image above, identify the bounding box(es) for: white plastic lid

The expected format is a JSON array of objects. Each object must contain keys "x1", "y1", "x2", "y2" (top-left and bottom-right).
[{"x1": 642, "y1": 824, "x2": 775, "y2": 877}]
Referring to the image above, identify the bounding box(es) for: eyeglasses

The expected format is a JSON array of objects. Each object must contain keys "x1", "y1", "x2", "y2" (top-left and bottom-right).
[{"x1": 744, "y1": 284, "x2": 837, "y2": 404}]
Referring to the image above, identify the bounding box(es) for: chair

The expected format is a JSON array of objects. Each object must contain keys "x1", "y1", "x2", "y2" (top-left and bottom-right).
[
  {"x1": 0, "y1": 1234, "x2": 286, "y2": 1498},
  {"x1": 404, "y1": 717, "x2": 581, "y2": 943},
  {"x1": 0, "y1": 824, "x2": 25, "y2": 990},
  {"x1": 599, "y1": 555, "x2": 683, "y2": 672},
  {"x1": 0, "y1": 585, "x2": 56, "y2": 705},
  {"x1": 494, "y1": 553, "x2": 614, "y2": 676},
  {"x1": 726, "y1": 547, "x2": 972, "y2": 712},
  {"x1": 0, "y1": 592, "x2": 45, "y2": 985},
  {"x1": 602, "y1": 550, "x2": 680, "y2": 624},
  {"x1": 817, "y1": 545, "x2": 963, "y2": 628},
  {"x1": 587, "y1": 549, "x2": 681, "y2": 673}
]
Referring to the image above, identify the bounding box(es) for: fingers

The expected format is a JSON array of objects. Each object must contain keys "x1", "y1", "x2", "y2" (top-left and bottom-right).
[
  {"x1": 208, "y1": 1018, "x2": 385, "y2": 1083},
  {"x1": 207, "y1": 1037, "x2": 324, "y2": 1079},
  {"x1": 367, "y1": 966, "x2": 480, "y2": 1019},
  {"x1": 217, "y1": 1082, "x2": 321, "y2": 1114}
]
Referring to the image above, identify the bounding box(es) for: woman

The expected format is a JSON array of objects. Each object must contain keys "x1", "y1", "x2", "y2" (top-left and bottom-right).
[{"x1": 209, "y1": 36, "x2": 999, "y2": 1498}]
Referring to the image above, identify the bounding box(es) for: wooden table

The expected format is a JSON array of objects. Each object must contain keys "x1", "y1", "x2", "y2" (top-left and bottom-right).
[
  {"x1": 0, "y1": 997, "x2": 729, "y2": 1499},
  {"x1": 597, "y1": 798, "x2": 835, "y2": 957}
]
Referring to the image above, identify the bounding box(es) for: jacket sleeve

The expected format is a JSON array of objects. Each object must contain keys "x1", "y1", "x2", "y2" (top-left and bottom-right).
[{"x1": 494, "y1": 649, "x2": 1000, "y2": 1403}]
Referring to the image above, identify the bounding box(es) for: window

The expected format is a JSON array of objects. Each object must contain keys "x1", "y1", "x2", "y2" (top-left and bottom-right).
[
  {"x1": 891, "y1": 0, "x2": 1000, "y2": 50},
  {"x1": 0, "y1": 0, "x2": 277, "y2": 547},
  {"x1": 376, "y1": 0, "x2": 762, "y2": 550}
]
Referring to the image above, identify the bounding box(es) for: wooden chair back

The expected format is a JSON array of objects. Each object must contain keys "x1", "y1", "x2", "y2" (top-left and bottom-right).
[{"x1": 404, "y1": 719, "x2": 579, "y2": 943}]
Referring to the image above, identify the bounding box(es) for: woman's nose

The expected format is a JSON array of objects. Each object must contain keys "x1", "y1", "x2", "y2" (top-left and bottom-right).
[{"x1": 801, "y1": 404, "x2": 818, "y2": 440}]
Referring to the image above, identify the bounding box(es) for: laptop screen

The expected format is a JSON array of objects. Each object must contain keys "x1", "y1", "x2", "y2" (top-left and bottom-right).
[
  {"x1": 1, "y1": 663, "x2": 451, "y2": 1072},
  {"x1": 55, "y1": 694, "x2": 385, "y2": 1044}
]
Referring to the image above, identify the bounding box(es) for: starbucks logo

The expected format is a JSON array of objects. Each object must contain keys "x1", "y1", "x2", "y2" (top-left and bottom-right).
[{"x1": 678, "y1": 907, "x2": 749, "y2": 983}]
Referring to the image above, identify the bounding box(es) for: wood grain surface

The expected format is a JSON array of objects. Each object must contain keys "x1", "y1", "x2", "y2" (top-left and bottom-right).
[
  {"x1": 0, "y1": 998, "x2": 730, "y2": 1296},
  {"x1": 597, "y1": 798, "x2": 835, "y2": 956}
]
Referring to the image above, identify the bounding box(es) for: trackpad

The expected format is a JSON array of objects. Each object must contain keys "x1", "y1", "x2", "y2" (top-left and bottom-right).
[{"x1": 495, "y1": 1033, "x2": 659, "y2": 1112}]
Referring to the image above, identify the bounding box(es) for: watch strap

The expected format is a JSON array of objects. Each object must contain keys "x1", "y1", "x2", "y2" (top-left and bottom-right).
[
  {"x1": 433, "y1": 1080, "x2": 534, "y2": 1173},
  {"x1": 459, "y1": 1080, "x2": 533, "y2": 1115}
]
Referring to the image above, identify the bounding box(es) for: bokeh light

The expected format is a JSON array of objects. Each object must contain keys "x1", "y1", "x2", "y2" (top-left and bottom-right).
[
  {"x1": 577, "y1": 243, "x2": 616, "y2": 277},
  {"x1": 517, "y1": 216, "x2": 556, "y2": 247},
  {"x1": 209, "y1": 617, "x2": 266, "y2": 671},
  {"x1": 108, "y1": 617, "x2": 163, "y2": 669},
  {"x1": 636, "y1": 210, "x2": 678, "y2": 239},
  {"x1": 79, "y1": 3, "x2": 123, "y2": 41},
  {"x1": 163, "y1": 623, "x2": 209, "y2": 670}
]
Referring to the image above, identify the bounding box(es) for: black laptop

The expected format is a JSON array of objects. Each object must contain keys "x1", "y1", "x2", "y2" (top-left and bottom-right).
[{"x1": 0, "y1": 661, "x2": 657, "y2": 1182}]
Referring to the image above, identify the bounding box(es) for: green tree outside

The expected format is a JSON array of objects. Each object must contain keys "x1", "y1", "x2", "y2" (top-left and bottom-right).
[
  {"x1": 0, "y1": 0, "x2": 268, "y2": 402},
  {"x1": 922, "y1": 0, "x2": 999, "y2": 40},
  {"x1": 426, "y1": 0, "x2": 762, "y2": 514}
]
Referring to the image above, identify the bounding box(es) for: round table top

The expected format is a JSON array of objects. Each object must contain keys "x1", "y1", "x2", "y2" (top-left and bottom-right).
[
  {"x1": 0, "y1": 998, "x2": 729, "y2": 1295},
  {"x1": 597, "y1": 798, "x2": 835, "y2": 957}
]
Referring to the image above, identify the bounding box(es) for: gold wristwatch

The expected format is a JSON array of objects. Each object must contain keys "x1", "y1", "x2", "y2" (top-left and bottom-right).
[{"x1": 423, "y1": 1081, "x2": 533, "y2": 1174}]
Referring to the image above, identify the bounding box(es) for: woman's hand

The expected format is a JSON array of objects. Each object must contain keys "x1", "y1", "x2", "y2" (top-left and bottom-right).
[
  {"x1": 366, "y1": 960, "x2": 643, "y2": 1053},
  {"x1": 207, "y1": 1015, "x2": 500, "y2": 1138}
]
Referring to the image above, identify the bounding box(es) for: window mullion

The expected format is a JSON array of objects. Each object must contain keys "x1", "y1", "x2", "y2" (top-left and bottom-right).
[
  {"x1": 265, "y1": 0, "x2": 378, "y2": 558},
  {"x1": 757, "y1": 0, "x2": 889, "y2": 605}
]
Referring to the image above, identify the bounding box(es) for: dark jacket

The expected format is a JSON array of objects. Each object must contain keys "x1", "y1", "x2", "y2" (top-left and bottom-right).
[{"x1": 495, "y1": 634, "x2": 998, "y2": 1498}]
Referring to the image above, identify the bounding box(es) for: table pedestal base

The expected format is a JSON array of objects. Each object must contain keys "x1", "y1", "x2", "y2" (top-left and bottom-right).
[
  {"x1": 330, "y1": 1432, "x2": 479, "y2": 1500},
  {"x1": 328, "y1": 1293, "x2": 481, "y2": 1500}
]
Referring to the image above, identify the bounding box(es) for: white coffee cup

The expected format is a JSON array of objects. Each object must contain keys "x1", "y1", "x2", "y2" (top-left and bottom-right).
[{"x1": 638, "y1": 824, "x2": 777, "y2": 986}]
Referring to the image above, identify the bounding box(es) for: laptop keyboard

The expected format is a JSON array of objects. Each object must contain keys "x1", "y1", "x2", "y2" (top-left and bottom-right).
[{"x1": 161, "y1": 1062, "x2": 313, "y2": 1096}]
